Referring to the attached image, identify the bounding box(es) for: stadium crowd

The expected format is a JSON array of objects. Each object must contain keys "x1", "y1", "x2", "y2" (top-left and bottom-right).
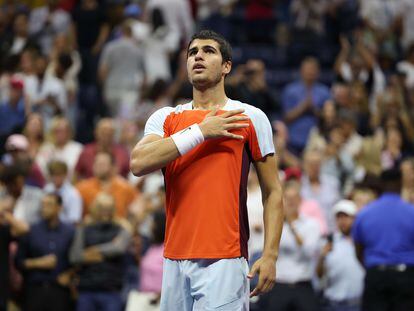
[{"x1": 0, "y1": 0, "x2": 414, "y2": 310}]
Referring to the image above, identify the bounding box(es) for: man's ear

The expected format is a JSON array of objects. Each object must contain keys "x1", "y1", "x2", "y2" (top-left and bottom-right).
[{"x1": 223, "y1": 61, "x2": 232, "y2": 76}]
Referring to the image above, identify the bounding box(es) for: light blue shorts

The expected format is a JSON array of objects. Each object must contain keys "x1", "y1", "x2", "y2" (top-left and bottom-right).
[{"x1": 160, "y1": 257, "x2": 250, "y2": 311}]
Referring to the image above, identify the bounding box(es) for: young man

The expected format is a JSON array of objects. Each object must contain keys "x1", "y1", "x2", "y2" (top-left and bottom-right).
[{"x1": 130, "y1": 30, "x2": 284, "y2": 310}]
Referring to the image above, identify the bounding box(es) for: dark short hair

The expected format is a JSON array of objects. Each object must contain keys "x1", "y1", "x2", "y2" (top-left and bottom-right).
[
  {"x1": 45, "y1": 192, "x2": 63, "y2": 206},
  {"x1": 0, "y1": 164, "x2": 25, "y2": 185},
  {"x1": 188, "y1": 30, "x2": 232, "y2": 63}
]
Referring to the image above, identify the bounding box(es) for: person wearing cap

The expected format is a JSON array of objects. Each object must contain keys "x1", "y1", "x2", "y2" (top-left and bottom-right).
[
  {"x1": 352, "y1": 169, "x2": 414, "y2": 311},
  {"x1": 0, "y1": 76, "x2": 26, "y2": 141},
  {"x1": 316, "y1": 200, "x2": 364, "y2": 311}
]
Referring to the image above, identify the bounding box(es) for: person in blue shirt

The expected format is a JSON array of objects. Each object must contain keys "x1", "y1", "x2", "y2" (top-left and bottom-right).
[
  {"x1": 352, "y1": 169, "x2": 414, "y2": 311},
  {"x1": 282, "y1": 57, "x2": 331, "y2": 155},
  {"x1": 16, "y1": 192, "x2": 75, "y2": 311},
  {"x1": 0, "y1": 77, "x2": 26, "y2": 137}
]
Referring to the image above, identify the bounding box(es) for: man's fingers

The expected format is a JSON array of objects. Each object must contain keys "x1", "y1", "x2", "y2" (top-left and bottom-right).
[
  {"x1": 223, "y1": 132, "x2": 244, "y2": 140},
  {"x1": 221, "y1": 109, "x2": 245, "y2": 118},
  {"x1": 250, "y1": 288, "x2": 260, "y2": 298},
  {"x1": 248, "y1": 264, "x2": 259, "y2": 279},
  {"x1": 225, "y1": 116, "x2": 249, "y2": 123},
  {"x1": 262, "y1": 278, "x2": 275, "y2": 294},
  {"x1": 224, "y1": 123, "x2": 249, "y2": 130}
]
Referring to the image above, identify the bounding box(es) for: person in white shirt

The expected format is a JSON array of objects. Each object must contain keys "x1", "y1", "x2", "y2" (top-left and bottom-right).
[
  {"x1": 316, "y1": 200, "x2": 364, "y2": 311},
  {"x1": 36, "y1": 116, "x2": 83, "y2": 179},
  {"x1": 44, "y1": 160, "x2": 82, "y2": 224},
  {"x1": 257, "y1": 180, "x2": 322, "y2": 311}
]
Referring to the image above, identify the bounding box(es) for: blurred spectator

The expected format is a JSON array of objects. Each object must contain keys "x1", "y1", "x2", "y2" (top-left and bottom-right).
[
  {"x1": 3, "y1": 134, "x2": 46, "y2": 188},
  {"x1": 381, "y1": 127, "x2": 405, "y2": 171},
  {"x1": 36, "y1": 116, "x2": 83, "y2": 179},
  {"x1": 76, "y1": 151, "x2": 136, "y2": 218},
  {"x1": 398, "y1": 0, "x2": 414, "y2": 50},
  {"x1": 69, "y1": 193, "x2": 131, "y2": 311},
  {"x1": 15, "y1": 192, "x2": 74, "y2": 311},
  {"x1": 247, "y1": 169, "x2": 264, "y2": 259},
  {"x1": 146, "y1": 0, "x2": 194, "y2": 47},
  {"x1": 0, "y1": 164, "x2": 43, "y2": 225},
  {"x1": 282, "y1": 57, "x2": 331, "y2": 154},
  {"x1": 316, "y1": 200, "x2": 364, "y2": 311},
  {"x1": 0, "y1": 194, "x2": 29, "y2": 311},
  {"x1": 258, "y1": 179, "x2": 321, "y2": 311},
  {"x1": 75, "y1": 118, "x2": 130, "y2": 180},
  {"x1": 2, "y1": 12, "x2": 38, "y2": 57},
  {"x1": 0, "y1": 75, "x2": 26, "y2": 139},
  {"x1": 28, "y1": 0, "x2": 71, "y2": 55},
  {"x1": 228, "y1": 59, "x2": 281, "y2": 120},
  {"x1": 349, "y1": 183, "x2": 378, "y2": 211},
  {"x1": 142, "y1": 8, "x2": 179, "y2": 85},
  {"x1": 22, "y1": 112, "x2": 44, "y2": 159},
  {"x1": 272, "y1": 121, "x2": 301, "y2": 169},
  {"x1": 301, "y1": 150, "x2": 341, "y2": 230},
  {"x1": 139, "y1": 210, "x2": 165, "y2": 294},
  {"x1": 98, "y1": 19, "x2": 144, "y2": 118},
  {"x1": 400, "y1": 157, "x2": 414, "y2": 204},
  {"x1": 44, "y1": 160, "x2": 82, "y2": 225},
  {"x1": 25, "y1": 53, "x2": 67, "y2": 127},
  {"x1": 290, "y1": 0, "x2": 327, "y2": 37},
  {"x1": 333, "y1": 35, "x2": 385, "y2": 100},
  {"x1": 352, "y1": 170, "x2": 414, "y2": 311}
]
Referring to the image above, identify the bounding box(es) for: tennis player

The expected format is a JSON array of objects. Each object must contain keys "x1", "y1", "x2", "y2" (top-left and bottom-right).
[{"x1": 130, "y1": 30, "x2": 284, "y2": 310}]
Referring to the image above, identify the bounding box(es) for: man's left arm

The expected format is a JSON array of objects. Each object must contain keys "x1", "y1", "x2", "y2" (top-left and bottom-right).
[{"x1": 248, "y1": 154, "x2": 284, "y2": 297}]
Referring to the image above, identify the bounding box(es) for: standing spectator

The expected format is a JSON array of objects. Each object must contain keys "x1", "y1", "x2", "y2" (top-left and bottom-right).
[
  {"x1": 400, "y1": 157, "x2": 414, "y2": 204},
  {"x1": 257, "y1": 179, "x2": 321, "y2": 311},
  {"x1": 44, "y1": 160, "x2": 83, "y2": 225},
  {"x1": 98, "y1": 20, "x2": 144, "y2": 118},
  {"x1": 36, "y1": 116, "x2": 83, "y2": 179},
  {"x1": 75, "y1": 118, "x2": 130, "y2": 180},
  {"x1": 316, "y1": 200, "x2": 364, "y2": 311},
  {"x1": 76, "y1": 151, "x2": 136, "y2": 218},
  {"x1": 22, "y1": 113, "x2": 44, "y2": 159},
  {"x1": 0, "y1": 164, "x2": 43, "y2": 225},
  {"x1": 69, "y1": 193, "x2": 131, "y2": 311},
  {"x1": 15, "y1": 192, "x2": 75, "y2": 311},
  {"x1": 25, "y1": 53, "x2": 67, "y2": 128},
  {"x1": 28, "y1": 0, "x2": 71, "y2": 55},
  {"x1": 352, "y1": 170, "x2": 414, "y2": 311},
  {"x1": 0, "y1": 195, "x2": 29, "y2": 311},
  {"x1": 282, "y1": 57, "x2": 330, "y2": 155},
  {"x1": 301, "y1": 149, "x2": 341, "y2": 230}
]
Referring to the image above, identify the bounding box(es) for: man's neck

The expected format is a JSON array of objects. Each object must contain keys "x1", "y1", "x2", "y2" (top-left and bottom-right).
[
  {"x1": 192, "y1": 81, "x2": 227, "y2": 110},
  {"x1": 47, "y1": 217, "x2": 59, "y2": 229}
]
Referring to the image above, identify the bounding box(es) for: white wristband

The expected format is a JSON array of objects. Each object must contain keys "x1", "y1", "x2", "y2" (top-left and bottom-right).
[{"x1": 171, "y1": 123, "x2": 205, "y2": 156}]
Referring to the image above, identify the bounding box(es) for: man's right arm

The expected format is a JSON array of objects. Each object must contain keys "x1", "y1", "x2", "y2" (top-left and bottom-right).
[{"x1": 130, "y1": 108, "x2": 249, "y2": 177}]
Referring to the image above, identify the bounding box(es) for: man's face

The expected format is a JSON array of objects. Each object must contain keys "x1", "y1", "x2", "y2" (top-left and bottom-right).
[
  {"x1": 301, "y1": 61, "x2": 319, "y2": 84},
  {"x1": 283, "y1": 187, "x2": 301, "y2": 216},
  {"x1": 336, "y1": 212, "x2": 354, "y2": 235},
  {"x1": 93, "y1": 153, "x2": 112, "y2": 179},
  {"x1": 304, "y1": 153, "x2": 321, "y2": 179},
  {"x1": 95, "y1": 120, "x2": 115, "y2": 146},
  {"x1": 187, "y1": 39, "x2": 231, "y2": 89},
  {"x1": 41, "y1": 195, "x2": 60, "y2": 221},
  {"x1": 50, "y1": 173, "x2": 66, "y2": 189}
]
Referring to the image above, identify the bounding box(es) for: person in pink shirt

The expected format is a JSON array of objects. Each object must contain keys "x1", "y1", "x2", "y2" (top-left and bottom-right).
[{"x1": 139, "y1": 211, "x2": 165, "y2": 294}]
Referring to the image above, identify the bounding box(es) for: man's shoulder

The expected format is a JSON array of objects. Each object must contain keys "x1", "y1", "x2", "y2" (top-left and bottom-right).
[{"x1": 226, "y1": 99, "x2": 268, "y2": 120}]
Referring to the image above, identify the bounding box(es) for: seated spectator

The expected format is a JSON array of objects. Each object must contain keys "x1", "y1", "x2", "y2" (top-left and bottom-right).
[
  {"x1": 257, "y1": 178, "x2": 322, "y2": 311},
  {"x1": 316, "y1": 200, "x2": 364, "y2": 311},
  {"x1": 301, "y1": 149, "x2": 341, "y2": 230},
  {"x1": 139, "y1": 210, "x2": 165, "y2": 294},
  {"x1": 400, "y1": 157, "x2": 414, "y2": 204},
  {"x1": 36, "y1": 116, "x2": 83, "y2": 179},
  {"x1": 28, "y1": 0, "x2": 71, "y2": 55},
  {"x1": 0, "y1": 164, "x2": 43, "y2": 225},
  {"x1": 23, "y1": 112, "x2": 45, "y2": 159},
  {"x1": 3, "y1": 134, "x2": 45, "y2": 188},
  {"x1": 0, "y1": 76, "x2": 26, "y2": 139},
  {"x1": 0, "y1": 194, "x2": 29, "y2": 311},
  {"x1": 282, "y1": 57, "x2": 331, "y2": 155},
  {"x1": 44, "y1": 160, "x2": 82, "y2": 224},
  {"x1": 75, "y1": 118, "x2": 130, "y2": 180},
  {"x1": 69, "y1": 193, "x2": 132, "y2": 311},
  {"x1": 15, "y1": 192, "x2": 74, "y2": 311},
  {"x1": 76, "y1": 151, "x2": 137, "y2": 218}
]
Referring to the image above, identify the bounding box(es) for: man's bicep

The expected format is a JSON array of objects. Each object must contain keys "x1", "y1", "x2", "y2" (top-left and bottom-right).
[{"x1": 254, "y1": 154, "x2": 281, "y2": 196}]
